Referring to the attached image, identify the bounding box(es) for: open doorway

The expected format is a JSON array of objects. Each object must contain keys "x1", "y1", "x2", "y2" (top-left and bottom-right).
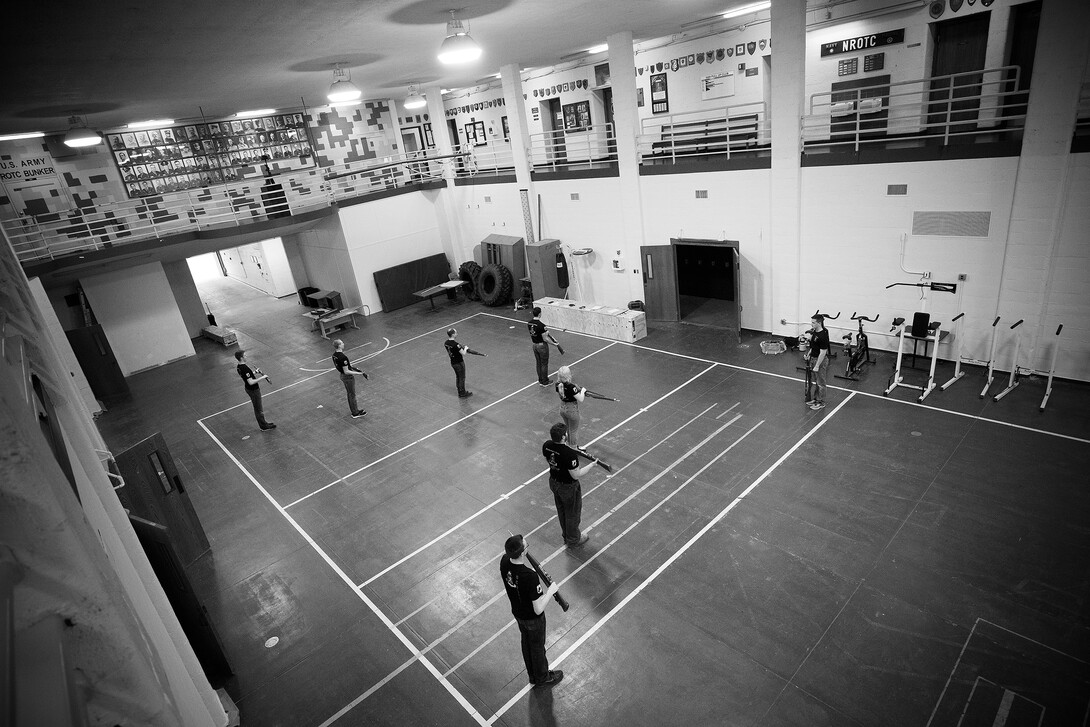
[{"x1": 640, "y1": 238, "x2": 741, "y2": 338}]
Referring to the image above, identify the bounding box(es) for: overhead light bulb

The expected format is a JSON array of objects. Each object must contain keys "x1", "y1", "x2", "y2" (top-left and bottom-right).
[
  {"x1": 0, "y1": 131, "x2": 45, "y2": 142},
  {"x1": 586, "y1": 44, "x2": 609, "y2": 54},
  {"x1": 404, "y1": 86, "x2": 427, "y2": 109},
  {"x1": 235, "y1": 109, "x2": 276, "y2": 118},
  {"x1": 63, "y1": 116, "x2": 102, "y2": 148},
  {"x1": 438, "y1": 11, "x2": 482, "y2": 65},
  {"x1": 328, "y1": 64, "x2": 362, "y2": 103},
  {"x1": 722, "y1": 1, "x2": 771, "y2": 19},
  {"x1": 127, "y1": 119, "x2": 175, "y2": 129}
]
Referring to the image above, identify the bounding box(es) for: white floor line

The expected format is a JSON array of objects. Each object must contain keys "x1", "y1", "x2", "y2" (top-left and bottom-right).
[
  {"x1": 356, "y1": 365, "x2": 717, "y2": 588},
  {"x1": 925, "y1": 617, "x2": 981, "y2": 727},
  {"x1": 487, "y1": 394, "x2": 853, "y2": 724},
  {"x1": 393, "y1": 403, "x2": 720, "y2": 627},
  {"x1": 449, "y1": 418, "x2": 761, "y2": 680},
  {"x1": 288, "y1": 342, "x2": 617, "y2": 511},
  {"x1": 977, "y1": 618, "x2": 1090, "y2": 665},
  {"x1": 716, "y1": 401, "x2": 741, "y2": 419},
  {"x1": 196, "y1": 419, "x2": 488, "y2": 727},
  {"x1": 198, "y1": 368, "x2": 342, "y2": 421}
]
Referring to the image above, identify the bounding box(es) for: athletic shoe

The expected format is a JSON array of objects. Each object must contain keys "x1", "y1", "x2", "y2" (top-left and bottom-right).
[
  {"x1": 539, "y1": 380, "x2": 551, "y2": 386},
  {"x1": 351, "y1": 412, "x2": 366, "y2": 418},
  {"x1": 809, "y1": 402, "x2": 826, "y2": 411},
  {"x1": 533, "y1": 671, "x2": 564, "y2": 687},
  {"x1": 459, "y1": 392, "x2": 473, "y2": 398},
  {"x1": 260, "y1": 423, "x2": 277, "y2": 430},
  {"x1": 567, "y1": 534, "x2": 590, "y2": 547},
  {"x1": 805, "y1": 400, "x2": 816, "y2": 406}
]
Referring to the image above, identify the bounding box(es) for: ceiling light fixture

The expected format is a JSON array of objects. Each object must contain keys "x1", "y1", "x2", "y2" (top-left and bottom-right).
[
  {"x1": 127, "y1": 119, "x2": 175, "y2": 129},
  {"x1": 438, "y1": 10, "x2": 482, "y2": 65},
  {"x1": 63, "y1": 116, "x2": 102, "y2": 148},
  {"x1": 328, "y1": 64, "x2": 362, "y2": 103},
  {"x1": 330, "y1": 99, "x2": 362, "y2": 108},
  {"x1": 235, "y1": 109, "x2": 276, "y2": 118},
  {"x1": 586, "y1": 44, "x2": 609, "y2": 54},
  {"x1": 0, "y1": 131, "x2": 45, "y2": 142},
  {"x1": 722, "y1": 1, "x2": 771, "y2": 19},
  {"x1": 404, "y1": 85, "x2": 427, "y2": 110}
]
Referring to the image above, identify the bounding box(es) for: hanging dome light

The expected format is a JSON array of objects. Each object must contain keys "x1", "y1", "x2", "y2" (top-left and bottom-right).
[
  {"x1": 63, "y1": 115, "x2": 102, "y2": 148},
  {"x1": 404, "y1": 85, "x2": 427, "y2": 110},
  {"x1": 328, "y1": 64, "x2": 362, "y2": 103},
  {"x1": 438, "y1": 11, "x2": 482, "y2": 65}
]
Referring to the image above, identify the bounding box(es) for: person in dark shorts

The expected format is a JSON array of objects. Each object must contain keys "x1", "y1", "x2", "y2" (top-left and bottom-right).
[
  {"x1": 235, "y1": 350, "x2": 276, "y2": 430},
  {"x1": 542, "y1": 422, "x2": 598, "y2": 547},
  {"x1": 500, "y1": 534, "x2": 563, "y2": 688},
  {"x1": 444, "y1": 328, "x2": 484, "y2": 398},
  {"x1": 805, "y1": 313, "x2": 830, "y2": 410},
  {"x1": 332, "y1": 339, "x2": 367, "y2": 418},
  {"x1": 528, "y1": 307, "x2": 562, "y2": 386}
]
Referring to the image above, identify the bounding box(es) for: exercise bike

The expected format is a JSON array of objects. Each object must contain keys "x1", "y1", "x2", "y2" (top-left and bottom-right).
[{"x1": 834, "y1": 312, "x2": 878, "y2": 381}]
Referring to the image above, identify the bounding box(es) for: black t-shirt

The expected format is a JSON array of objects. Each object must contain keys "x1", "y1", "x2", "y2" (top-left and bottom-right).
[
  {"x1": 557, "y1": 381, "x2": 579, "y2": 402},
  {"x1": 444, "y1": 339, "x2": 463, "y2": 365},
  {"x1": 542, "y1": 440, "x2": 580, "y2": 483},
  {"x1": 237, "y1": 363, "x2": 259, "y2": 390},
  {"x1": 528, "y1": 319, "x2": 547, "y2": 344},
  {"x1": 332, "y1": 351, "x2": 357, "y2": 376},
  {"x1": 809, "y1": 328, "x2": 830, "y2": 358},
  {"x1": 500, "y1": 556, "x2": 543, "y2": 620}
]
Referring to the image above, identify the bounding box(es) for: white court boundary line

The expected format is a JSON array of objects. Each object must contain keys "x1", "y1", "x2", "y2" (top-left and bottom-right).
[
  {"x1": 487, "y1": 393, "x2": 855, "y2": 723},
  {"x1": 196, "y1": 419, "x2": 489, "y2": 727},
  {"x1": 288, "y1": 341, "x2": 618, "y2": 510}
]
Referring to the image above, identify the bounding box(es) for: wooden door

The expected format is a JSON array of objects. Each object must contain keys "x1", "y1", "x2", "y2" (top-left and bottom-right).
[
  {"x1": 65, "y1": 324, "x2": 129, "y2": 400},
  {"x1": 640, "y1": 244, "x2": 679, "y2": 321},
  {"x1": 927, "y1": 13, "x2": 990, "y2": 133},
  {"x1": 545, "y1": 98, "x2": 567, "y2": 163},
  {"x1": 114, "y1": 433, "x2": 210, "y2": 566}
]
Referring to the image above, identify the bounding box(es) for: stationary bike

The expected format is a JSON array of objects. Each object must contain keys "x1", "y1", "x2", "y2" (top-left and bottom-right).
[{"x1": 834, "y1": 312, "x2": 878, "y2": 381}]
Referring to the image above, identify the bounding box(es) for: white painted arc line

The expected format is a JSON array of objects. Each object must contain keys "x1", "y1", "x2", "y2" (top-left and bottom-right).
[
  {"x1": 287, "y1": 341, "x2": 618, "y2": 510},
  {"x1": 486, "y1": 415, "x2": 770, "y2": 724},
  {"x1": 393, "y1": 403, "x2": 719, "y2": 627},
  {"x1": 356, "y1": 367, "x2": 717, "y2": 588},
  {"x1": 198, "y1": 367, "x2": 340, "y2": 421},
  {"x1": 452, "y1": 418, "x2": 762, "y2": 682},
  {"x1": 313, "y1": 340, "x2": 372, "y2": 365},
  {"x1": 196, "y1": 419, "x2": 488, "y2": 727}
]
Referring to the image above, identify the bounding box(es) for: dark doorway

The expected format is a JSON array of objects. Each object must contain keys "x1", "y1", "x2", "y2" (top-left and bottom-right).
[
  {"x1": 542, "y1": 98, "x2": 567, "y2": 164},
  {"x1": 927, "y1": 12, "x2": 990, "y2": 135},
  {"x1": 66, "y1": 324, "x2": 129, "y2": 401},
  {"x1": 673, "y1": 239, "x2": 740, "y2": 338},
  {"x1": 1003, "y1": 0, "x2": 1041, "y2": 121},
  {"x1": 600, "y1": 87, "x2": 616, "y2": 158}
]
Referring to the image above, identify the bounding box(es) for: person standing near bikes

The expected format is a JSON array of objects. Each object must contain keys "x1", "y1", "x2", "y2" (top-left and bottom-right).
[{"x1": 805, "y1": 313, "x2": 830, "y2": 410}]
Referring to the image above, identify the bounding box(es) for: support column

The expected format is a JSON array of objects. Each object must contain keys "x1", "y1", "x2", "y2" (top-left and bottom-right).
[
  {"x1": 606, "y1": 30, "x2": 646, "y2": 302},
  {"x1": 768, "y1": 0, "x2": 806, "y2": 333},
  {"x1": 500, "y1": 63, "x2": 539, "y2": 245}
]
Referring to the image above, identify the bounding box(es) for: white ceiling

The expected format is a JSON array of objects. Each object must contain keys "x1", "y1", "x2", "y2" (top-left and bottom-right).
[{"x1": 1, "y1": 0, "x2": 757, "y2": 136}]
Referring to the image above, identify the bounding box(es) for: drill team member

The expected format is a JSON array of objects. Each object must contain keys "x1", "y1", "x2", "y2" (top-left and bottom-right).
[
  {"x1": 500, "y1": 535, "x2": 563, "y2": 688},
  {"x1": 235, "y1": 350, "x2": 276, "y2": 430},
  {"x1": 332, "y1": 339, "x2": 368, "y2": 418},
  {"x1": 444, "y1": 328, "x2": 484, "y2": 398},
  {"x1": 528, "y1": 307, "x2": 562, "y2": 386},
  {"x1": 555, "y1": 366, "x2": 586, "y2": 449},
  {"x1": 542, "y1": 422, "x2": 597, "y2": 547},
  {"x1": 805, "y1": 313, "x2": 830, "y2": 410}
]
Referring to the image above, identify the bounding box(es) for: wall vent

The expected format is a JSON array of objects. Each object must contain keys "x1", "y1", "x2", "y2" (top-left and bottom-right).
[
  {"x1": 912, "y1": 211, "x2": 991, "y2": 237},
  {"x1": 695, "y1": 190, "x2": 708, "y2": 199},
  {"x1": 484, "y1": 196, "x2": 492, "y2": 203},
  {"x1": 570, "y1": 193, "x2": 580, "y2": 201},
  {"x1": 887, "y1": 184, "x2": 908, "y2": 196}
]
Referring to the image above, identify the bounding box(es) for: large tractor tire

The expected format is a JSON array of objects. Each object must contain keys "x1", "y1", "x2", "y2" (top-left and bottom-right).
[
  {"x1": 477, "y1": 263, "x2": 514, "y2": 307},
  {"x1": 458, "y1": 261, "x2": 483, "y2": 300}
]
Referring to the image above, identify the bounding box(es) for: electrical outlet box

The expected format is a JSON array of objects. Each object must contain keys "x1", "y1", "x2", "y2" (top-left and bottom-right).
[{"x1": 957, "y1": 273, "x2": 968, "y2": 281}]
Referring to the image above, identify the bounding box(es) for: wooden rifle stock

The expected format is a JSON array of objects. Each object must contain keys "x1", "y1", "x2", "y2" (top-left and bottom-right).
[
  {"x1": 525, "y1": 550, "x2": 569, "y2": 612},
  {"x1": 583, "y1": 389, "x2": 617, "y2": 402},
  {"x1": 575, "y1": 449, "x2": 613, "y2": 473}
]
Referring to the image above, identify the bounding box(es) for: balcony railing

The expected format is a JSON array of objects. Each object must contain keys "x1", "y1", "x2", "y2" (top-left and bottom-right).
[
  {"x1": 638, "y1": 102, "x2": 769, "y2": 164},
  {"x1": 451, "y1": 140, "x2": 516, "y2": 178},
  {"x1": 3, "y1": 150, "x2": 459, "y2": 265},
  {"x1": 802, "y1": 66, "x2": 1026, "y2": 153},
  {"x1": 528, "y1": 124, "x2": 616, "y2": 172}
]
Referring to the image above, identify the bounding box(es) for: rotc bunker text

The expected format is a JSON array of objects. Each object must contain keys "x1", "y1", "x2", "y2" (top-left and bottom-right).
[{"x1": 0, "y1": 158, "x2": 56, "y2": 181}]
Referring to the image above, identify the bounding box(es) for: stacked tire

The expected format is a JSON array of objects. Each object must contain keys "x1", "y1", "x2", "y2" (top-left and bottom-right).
[
  {"x1": 458, "y1": 261, "x2": 482, "y2": 300},
  {"x1": 477, "y1": 263, "x2": 514, "y2": 307}
]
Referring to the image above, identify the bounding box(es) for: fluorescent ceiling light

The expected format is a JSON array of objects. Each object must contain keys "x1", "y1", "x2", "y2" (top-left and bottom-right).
[
  {"x1": 235, "y1": 109, "x2": 276, "y2": 118},
  {"x1": 127, "y1": 119, "x2": 174, "y2": 129},
  {"x1": 330, "y1": 100, "x2": 362, "y2": 108},
  {"x1": 586, "y1": 44, "x2": 608, "y2": 54},
  {"x1": 722, "y1": 1, "x2": 770, "y2": 19},
  {"x1": 0, "y1": 131, "x2": 45, "y2": 142}
]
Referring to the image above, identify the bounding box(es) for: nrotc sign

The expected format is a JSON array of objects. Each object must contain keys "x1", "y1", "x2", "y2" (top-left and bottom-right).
[{"x1": 820, "y1": 28, "x2": 905, "y2": 57}]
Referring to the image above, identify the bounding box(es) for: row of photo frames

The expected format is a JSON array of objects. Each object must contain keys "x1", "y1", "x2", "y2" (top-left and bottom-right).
[
  {"x1": 635, "y1": 40, "x2": 769, "y2": 76},
  {"x1": 113, "y1": 137, "x2": 309, "y2": 166},
  {"x1": 106, "y1": 114, "x2": 308, "y2": 150},
  {"x1": 125, "y1": 169, "x2": 242, "y2": 198},
  {"x1": 110, "y1": 128, "x2": 308, "y2": 163},
  {"x1": 532, "y1": 78, "x2": 590, "y2": 100},
  {"x1": 445, "y1": 97, "x2": 505, "y2": 118},
  {"x1": 117, "y1": 145, "x2": 312, "y2": 182}
]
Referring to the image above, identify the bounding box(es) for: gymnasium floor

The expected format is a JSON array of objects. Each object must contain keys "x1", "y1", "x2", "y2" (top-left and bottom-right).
[{"x1": 95, "y1": 276, "x2": 1090, "y2": 727}]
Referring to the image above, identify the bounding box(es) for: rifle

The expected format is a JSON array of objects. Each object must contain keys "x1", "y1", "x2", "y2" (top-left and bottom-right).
[
  {"x1": 575, "y1": 449, "x2": 613, "y2": 473},
  {"x1": 583, "y1": 389, "x2": 617, "y2": 402},
  {"x1": 465, "y1": 348, "x2": 487, "y2": 357},
  {"x1": 525, "y1": 549, "x2": 569, "y2": 612}
]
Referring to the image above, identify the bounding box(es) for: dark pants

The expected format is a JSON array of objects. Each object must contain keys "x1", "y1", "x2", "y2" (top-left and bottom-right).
[
  {"x1": 533, "y1": 343, "x2": 550, "y2": 384},
  {"x1": 559, "y1": 400, "x2": 580, "y2": 448},
  {"x1": 452, "y1": 362, "x2": 467, "y2": 396},
  {"x1": 340, "y1": 374, "x2": 361, "y2": 415},
  {"x1": 246, "y1": 386, "x2": 269, "y2": 427},
  {"x1": 549, "y1": 477, "x2": 583, "y2": 544},
  {"x1": 515, "y1": 614, "x2": 549, "y2": 684}
]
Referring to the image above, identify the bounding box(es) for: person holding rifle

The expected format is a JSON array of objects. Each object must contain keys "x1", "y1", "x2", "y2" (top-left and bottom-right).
[
  {"x1": 332, "y1": 339, "x2": 368, "y2": 418},
  {"x1": 542, "y1": 422, "x2": 598, "y2": 547},
  {"x1": 500, "y1": 534, "x2": 564, "y2": 688},
  {"x1": 528, "y1": 307, "x2": 563, "y2": 386},
  {"x1": 555, "y1": 366, "x2": 586, "y2": 450},
  {"x1": 804, "y1": 313, "x2": 830, "y2": 411},
  {"x1": 444, "y1": 327, "x2": 485, "y2": 399},
  {"x1": 234, "y1": 350, "x2": 276, "y2": 431}
]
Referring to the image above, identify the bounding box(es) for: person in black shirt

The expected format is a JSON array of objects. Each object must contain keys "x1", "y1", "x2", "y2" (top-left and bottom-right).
[
  {"x1": 500, "y1": 534, "x2": 563, "y2": 687},
  {"x1": 542, "y1": 422, "x2": 598, "y2": 547},
  {"x1": 444, "y1": 328, "x2": 484, "y2": 398},
  {"x1": 555, "y1": 366, "x2": 586, "y2": 449},
  {"x1": 805, "y1": 313, "x2": 830, "y2": 410},
  {"x1": 332, "y1": 339, "x2": 368, "y2": 418},
  {"x1": 528, "y1": 307, "x2": 562, "y2": 386},
  {"x1": 235, "y1": 350, "x2": 276, "y2": 430}
]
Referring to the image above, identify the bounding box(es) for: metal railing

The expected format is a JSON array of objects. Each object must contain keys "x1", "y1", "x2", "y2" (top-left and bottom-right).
[
  {"x1": 637, "y1": 102, "x2": 769, "y2": 164},
  {"x1": 528, "y1": 124, "x2": 616, "y2": 172},
  {"x1": 451, "y1": 140, "x2": 516, "y2": 178},
  {"x1": 3, "y1": 150, "x2": 458, "y2": 265},
  {"x1": 802, "y1": 66, "x2": 1026, "y2": 152}
]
